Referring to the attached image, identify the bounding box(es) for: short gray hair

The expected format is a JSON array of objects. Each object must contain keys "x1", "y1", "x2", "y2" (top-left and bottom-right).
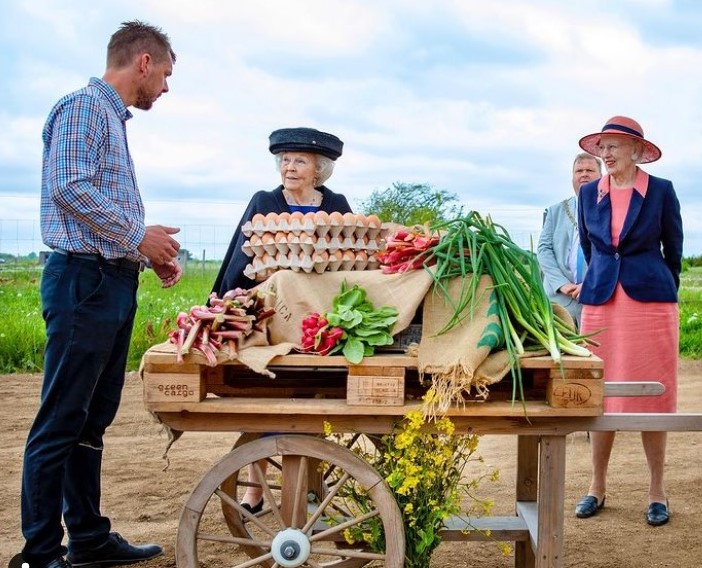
[
  {"x1": 573, "y1": 152, "x2": 602, "y2": 173},
  {"x1": 274, "y1": 153, "x2": 336, "y2": 187}
]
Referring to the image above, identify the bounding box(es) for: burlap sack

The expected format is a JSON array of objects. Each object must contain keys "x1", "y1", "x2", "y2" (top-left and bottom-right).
[
  {"x1": 248, "y1": 269, "x2": 434, "y2": 345},
  {"x1": 418, "y1": 275, "x2": 509, "y2": 415}
]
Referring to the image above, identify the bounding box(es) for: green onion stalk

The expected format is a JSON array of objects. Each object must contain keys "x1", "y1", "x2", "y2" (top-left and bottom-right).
[{"x1": 420, "y1": 211, "x2": 595, "y2": 404}]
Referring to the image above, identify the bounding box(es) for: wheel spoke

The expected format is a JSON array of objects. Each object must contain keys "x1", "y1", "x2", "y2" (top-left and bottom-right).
[
  {"x1": 196, "y1": 532, "x2": 271, "y2": 548},
  {"x1": 255, "y1": 459, "x2": 286, "y2": 529},
  {"x1": 216, "y1": 488, "x2": 277, "y2": 536},
  {"x1": 309, "y1": 509, "x2": 380, "y2": 543},
  {"x1": 309, "y1": 547, "x2": 386, "y2": 561},
  {"x1": 291, "y1": 456, "x2": 309, "y2": 526},
  {"x1": 302, "y1": 472, "x2": 351, "y2": 532}
]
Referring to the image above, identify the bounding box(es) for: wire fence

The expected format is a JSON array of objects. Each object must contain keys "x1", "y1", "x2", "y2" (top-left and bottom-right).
[{"x1": 0, "y1": 218, "x2": 543, "y2": 262}]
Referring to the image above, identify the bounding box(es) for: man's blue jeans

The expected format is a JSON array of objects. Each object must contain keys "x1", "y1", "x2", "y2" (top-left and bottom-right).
[{"x1": 21, "y1": 252, "x2": 138, "y2": 566}]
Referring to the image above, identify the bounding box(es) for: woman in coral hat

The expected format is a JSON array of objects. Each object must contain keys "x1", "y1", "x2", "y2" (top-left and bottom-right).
[{"x1": 574, "y1": 116, "x2": 683, "y2": 526}]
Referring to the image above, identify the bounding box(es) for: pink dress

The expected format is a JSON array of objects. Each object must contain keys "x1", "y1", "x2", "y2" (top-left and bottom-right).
[{"x1": 580, "y1": 186, "x2": 678, "y2": 413}]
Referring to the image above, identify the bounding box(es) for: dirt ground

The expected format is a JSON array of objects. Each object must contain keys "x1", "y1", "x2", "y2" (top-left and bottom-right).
[{"x1": 1, "y1": 360, "x2": 701, "y2": 567}]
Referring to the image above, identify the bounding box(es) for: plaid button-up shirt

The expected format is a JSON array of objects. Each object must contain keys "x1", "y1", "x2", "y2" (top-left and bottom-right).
[{"x1": 40, "y1": 77, "x2": 146, "y2": 261}]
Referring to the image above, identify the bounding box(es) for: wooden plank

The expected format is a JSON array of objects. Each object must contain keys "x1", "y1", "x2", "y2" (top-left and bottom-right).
[
  {"x1": 516, "y1": 501, "x2": 539, "y2": 551},
  {"x1": 519, "y1": 355, "x2": 603, "y2": 370},
  {"x1": 604, "y1": 381, "x2": 665, "y2": 397},
  {"x1": 145, "y1": 396, "x2": 602, "y2": 418},
  {"x1": 536, "y1": 436, "x2": 566, "y2": 568},
  {"x1": 147, "y1": 411, "x2": 702, "y2": 438},
  {"x1": 143, "y1": 371, "x2": 205, "y2": 402},
  {"x1": 515, "y1": 436, "x2": 538, "y2": 568},
  {"x1": 441, "y1": 515, "x2": 529, "y2": 541},
  {"x1": 142, "y1": 343, "x2": 602, "y2": 372}
]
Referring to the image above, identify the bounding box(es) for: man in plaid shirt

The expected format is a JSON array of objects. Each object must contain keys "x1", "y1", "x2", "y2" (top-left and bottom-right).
[{"x1": 21, "y1": 21, "x2": 182, "y2": 568}]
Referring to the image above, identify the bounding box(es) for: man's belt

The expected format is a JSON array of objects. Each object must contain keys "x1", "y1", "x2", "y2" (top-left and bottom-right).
[{"x1": 53, "y1": 248, "x2": 145, "y2": 273}]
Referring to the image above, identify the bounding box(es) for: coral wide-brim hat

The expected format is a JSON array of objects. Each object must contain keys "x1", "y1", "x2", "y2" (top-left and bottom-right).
[
  {"x1": 269, "y1": 127, "x2": 344, "y2": 160},
  {"x1": 578, "y1": 116, "x2": 662, "y2": 164}
]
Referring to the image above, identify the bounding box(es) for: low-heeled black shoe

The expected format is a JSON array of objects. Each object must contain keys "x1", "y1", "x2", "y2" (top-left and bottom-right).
[
  {"x1": 647, "y1": 501, "x2": 670, "y2": 526},
  {"x1": 575, "y1": 495, "x2": 605, "y2": 518},
  {"x1": 241, "y1": 498, "x2": 264, "y2": 515},
  {"x1": 67, "y1": 532, "x2": 162, "y2": 567}
]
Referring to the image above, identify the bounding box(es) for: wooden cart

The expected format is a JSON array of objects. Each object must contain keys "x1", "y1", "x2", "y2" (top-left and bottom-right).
[{"x1": 142, "y1": 342, "x2": 606, "y2": 568}]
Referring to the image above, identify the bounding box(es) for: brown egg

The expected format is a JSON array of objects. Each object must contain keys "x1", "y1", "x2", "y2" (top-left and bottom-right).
[
  {"x1": 329, "y1": 211, "x2": 344, "y2": 225},
  {"x1": 356, "y1": 213, "x2": 369, "y2": 227},
  {"x1": 251, "y1": 213, "x2": 266, "y2": 224},
  {"x1": 277, "y1": 211, "x2": 291, "y2": 231},
  {"x1": 314, "y1": 210, "x2": 330, "y2": 225},
  {"x1": 249, "y1": 234, "x2": 262, "y2": 245},
  {"x1": 290, "y1": 211, "x2": 304, "y2": 223},
  {"x1": 342, "y1": 212, "x2": 356, "y2": 226},
  {"x1": 264, "y1": 211, "x2": 279, "y2": 224},
  {"x1": 260, "y1": 232, "x2": 275, "y2": 245},
  {"x1": 366, "y1": 214, "x2": 381, "y2": 229}
]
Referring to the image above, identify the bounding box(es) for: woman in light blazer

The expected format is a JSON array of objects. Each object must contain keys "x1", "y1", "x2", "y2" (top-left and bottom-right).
[{"x1": 575, "y1": 116, "x2": 683, "y2": 527}]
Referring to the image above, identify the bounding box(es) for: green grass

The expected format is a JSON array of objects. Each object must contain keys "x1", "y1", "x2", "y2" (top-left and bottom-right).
[
  {"x1": 1, "y1": 262, "x2": 701, "y2": 373},
  {"x1": 0, "y1": 260, "x2": 218, "y2": 373},
  {"x1": 679, "y1": 266, "x2": 702, "y2": 358}
]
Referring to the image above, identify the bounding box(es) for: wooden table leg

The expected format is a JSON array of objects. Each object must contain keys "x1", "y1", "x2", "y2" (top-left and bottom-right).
[
  {"x1": 515, "y1": 436, "x2": 538, "y2": 568},
  {"x1": 535, "y1": 435, "x2": 566, "y2": 568}
]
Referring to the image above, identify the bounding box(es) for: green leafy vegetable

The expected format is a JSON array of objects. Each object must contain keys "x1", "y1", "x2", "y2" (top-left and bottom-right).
[{"x1": 323, "y1": 281, "x2": 399, "y2": 364}]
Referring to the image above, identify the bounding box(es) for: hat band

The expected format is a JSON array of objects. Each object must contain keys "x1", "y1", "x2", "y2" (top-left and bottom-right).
[{"x1": 603, "y1": 123, "x2": 643, "y2": 139}]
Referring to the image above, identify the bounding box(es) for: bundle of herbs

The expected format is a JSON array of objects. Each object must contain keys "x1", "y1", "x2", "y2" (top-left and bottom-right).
[{"x1": 401, "y1": 212, "x2": 594, "y2": 405}]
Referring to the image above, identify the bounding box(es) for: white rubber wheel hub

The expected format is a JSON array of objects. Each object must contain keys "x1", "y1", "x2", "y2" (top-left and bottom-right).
[{"x1": 270, "y1": 528, "x2": 311, "y2": 567}]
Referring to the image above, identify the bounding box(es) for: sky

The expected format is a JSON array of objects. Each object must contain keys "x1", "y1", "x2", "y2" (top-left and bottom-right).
[{"x1": 2, "y1": 0, "x2": 702, "y2": 259}]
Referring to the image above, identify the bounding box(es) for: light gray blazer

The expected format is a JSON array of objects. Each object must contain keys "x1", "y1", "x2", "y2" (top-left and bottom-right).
[{"x1": 537, "y1": 196, "x2": 586, "y2": 325}]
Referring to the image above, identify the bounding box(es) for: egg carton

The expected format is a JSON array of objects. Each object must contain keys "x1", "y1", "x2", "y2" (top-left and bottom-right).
[
  {"x1": 242, "y1": 233, "x2": 384, "y2": 258},
  {"x1": 241, "y1": 211, "x2": 384, "y2": 240},
  {"x1": 243, "y1": 249, "x2": 380, "y2": 281}
]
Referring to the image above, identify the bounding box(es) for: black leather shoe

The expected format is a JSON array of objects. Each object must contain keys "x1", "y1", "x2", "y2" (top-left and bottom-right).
[
  {"x1": 575, "y1": 495, "x2": 605, "y2": 518},
  {"x1": 647, "y1": 501, "x2": 670, "y2": 526},
  {"x1": 37, "y1": 558, "x2": 72, "y2": 568},
  {"x1": 67, "y1": 532, "x2": 162, "y2": 567},
  {"x1": 241, "y1": 498, "x2": 264, "y2": 515}
]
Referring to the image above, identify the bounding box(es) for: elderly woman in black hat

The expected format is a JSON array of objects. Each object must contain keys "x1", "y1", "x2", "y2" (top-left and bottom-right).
[
  {"x1": 212, "y1": 127, "x2": 352, "y2": 296},
  {"x1": 211, "y1": 128, "x2": 352, "y2": 513},
  {"x1": 574, "y1": 116, "x2": 683, "y2": 526}
]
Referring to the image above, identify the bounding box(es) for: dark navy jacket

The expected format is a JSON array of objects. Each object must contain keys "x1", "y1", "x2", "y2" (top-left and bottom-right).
[
  {"x1": 212, "y1": 184, "x2": 352, "y2": 297},
  {"x1": 577, "y1": 169, "x2": 683, "y2": 305}
]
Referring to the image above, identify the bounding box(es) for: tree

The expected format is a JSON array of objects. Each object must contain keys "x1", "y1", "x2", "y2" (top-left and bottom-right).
[{"x1": 357, "y1": 182, "x2": 461, "y2": 226}]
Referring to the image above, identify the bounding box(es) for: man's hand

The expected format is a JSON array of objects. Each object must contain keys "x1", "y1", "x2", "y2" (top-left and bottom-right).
[
  {"x1": 138, "y1": 225, "x2": 181, "y2": 265},
  {"x1": 153, "y1": 260, "x2": 183, "y2": 288},
  {"x1": 559, "y1": 282, "x2": 582, "y2": 300}
]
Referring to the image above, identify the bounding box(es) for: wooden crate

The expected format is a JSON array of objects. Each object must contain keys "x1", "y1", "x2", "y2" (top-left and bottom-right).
[{"x1": 347, "y1": 365, "x2": 405, "y2": 406}]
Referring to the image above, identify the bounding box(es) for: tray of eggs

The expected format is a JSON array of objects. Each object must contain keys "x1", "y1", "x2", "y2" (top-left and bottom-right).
[{"x1": 241, "y1": 211, "x2": 387, "y2": 280}]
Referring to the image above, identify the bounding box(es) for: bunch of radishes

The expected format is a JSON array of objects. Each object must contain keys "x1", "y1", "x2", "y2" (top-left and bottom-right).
[
  {"x1": 299, "y1": 313, "x2": 345, "y2": 355},
  {"x1": 376, "y1": 226, "x2": 441, "y2": 273},
  {"x1": 168, "y1": 288, "x2": 276, "y2": 366}
]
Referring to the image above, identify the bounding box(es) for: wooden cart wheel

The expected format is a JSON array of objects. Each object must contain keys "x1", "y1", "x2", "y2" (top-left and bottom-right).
[
  {"x1": 176, "y1": 435, "x2": 404, "y2": 568},
  {"x1": 219, "y1": 432, "x2": 382, "y2": 568}
]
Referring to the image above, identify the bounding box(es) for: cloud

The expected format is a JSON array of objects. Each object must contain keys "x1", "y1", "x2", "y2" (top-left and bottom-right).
[{"x1": 2, "y1": 0, "x2": 702, "y2": 258}]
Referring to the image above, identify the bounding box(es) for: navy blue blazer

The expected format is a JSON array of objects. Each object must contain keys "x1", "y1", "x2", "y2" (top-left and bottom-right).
[{"x1": 577, "y1": 169, "x2": 683, "y2": 305}]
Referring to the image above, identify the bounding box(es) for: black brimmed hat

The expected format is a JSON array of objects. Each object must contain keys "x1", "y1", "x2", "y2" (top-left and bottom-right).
[{"x1": 269, "y1": 127, "x2": 343, "y2": 160}]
